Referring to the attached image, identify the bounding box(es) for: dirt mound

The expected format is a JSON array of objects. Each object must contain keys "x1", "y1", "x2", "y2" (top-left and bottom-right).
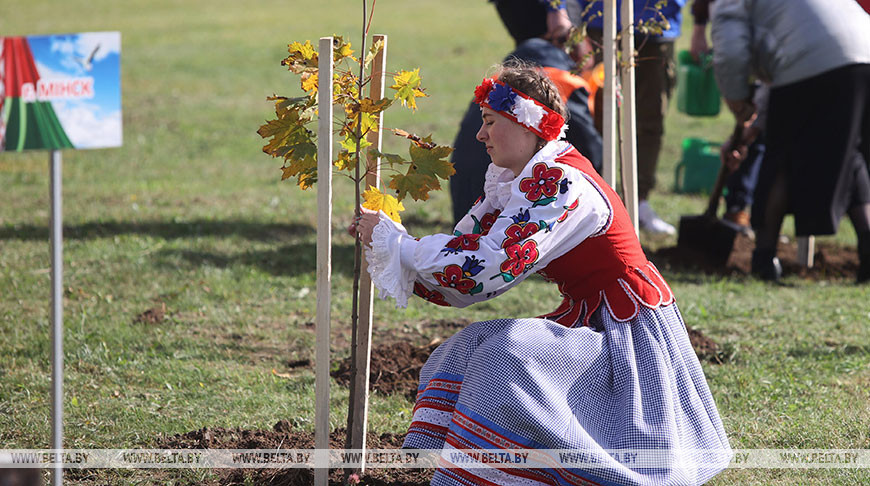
[
  {"x1": 160, "y1": 421, "x2": 314, "y2": 450},
  {"x1": 650, "y1": 233, "x2": 859, "y2": 280},
  {"x1": 157, "y1": 424, "x2": 429, "y2": 485},
  {"x1": 331, "y1": 325, "x2": 723, "y2": 407},
  {"x1": 134, "y1": 302, "x2": 166, "y2": 324},
  {"x1": 154, "y1": 321, "x2": 722, "y2": 485},
  {"x1": 685, "y1": 325, "x2": 729, "y2": 364},
  {"x1": 332, "y1": 341, "x2": 439, "y2": 401}
]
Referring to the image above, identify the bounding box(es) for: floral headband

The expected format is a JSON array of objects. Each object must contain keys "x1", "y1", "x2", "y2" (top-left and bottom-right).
[{"x1": 473, "y1": 77, "x2": 567, "y2": 141}]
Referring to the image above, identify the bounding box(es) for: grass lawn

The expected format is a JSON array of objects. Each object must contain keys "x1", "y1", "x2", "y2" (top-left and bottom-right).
[{"x1": 1, "y1": 1, "x2": 868, "y2": 484}]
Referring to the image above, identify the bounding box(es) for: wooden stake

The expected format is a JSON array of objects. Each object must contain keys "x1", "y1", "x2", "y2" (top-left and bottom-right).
[
  {"x1": 620, "y1": 0, "x2": 639, "y2": 235},
  {"x1": 798, "y1": 236, "x2": 815, "y2": 268},
  {"x1": 314, "y1": 36, "x2": 334, "y2": 486},
  {"x1": 602, "y1": 0, "x2": 618, "y2": 189},
  {"x1": 349, "y1": 33, "x2": 387, "y2": 473}
]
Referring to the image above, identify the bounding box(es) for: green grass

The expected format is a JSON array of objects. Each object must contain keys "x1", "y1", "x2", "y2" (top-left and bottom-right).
[{"x1": 1, "y1": 1, "x2": 869, "y2": 484}]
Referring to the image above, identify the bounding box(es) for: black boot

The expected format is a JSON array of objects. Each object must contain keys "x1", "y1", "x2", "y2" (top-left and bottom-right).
[
  {"x1": 858, "y1": 232, "x2": 870, "y2": 284},
  {"x1": 751, "y1": 248, "x2": 782, "y2": 281}
]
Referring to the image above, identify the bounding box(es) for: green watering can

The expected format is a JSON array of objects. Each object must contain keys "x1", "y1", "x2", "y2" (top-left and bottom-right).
[
  {"x1": 676, "y1": 49, "x2": 721, "y2": 117},
  {"x1": 674, "y1": 138, "x2": 721, "y2": 194}
]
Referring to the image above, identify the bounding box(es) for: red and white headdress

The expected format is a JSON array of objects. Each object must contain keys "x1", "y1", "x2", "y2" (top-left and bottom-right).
[{"x1": 473, "y1": 77, "x2": 567, "y2": 141}]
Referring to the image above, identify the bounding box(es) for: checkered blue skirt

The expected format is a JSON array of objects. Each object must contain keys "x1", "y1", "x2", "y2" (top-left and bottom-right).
[{"x1": 403, "y1": 303, "x2": 732, "y2": 485}]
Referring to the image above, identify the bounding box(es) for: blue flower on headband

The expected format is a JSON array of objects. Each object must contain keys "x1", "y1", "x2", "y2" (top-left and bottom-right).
[{"x1": 487, "y1": 83, "x2": 516, "y2": 112}]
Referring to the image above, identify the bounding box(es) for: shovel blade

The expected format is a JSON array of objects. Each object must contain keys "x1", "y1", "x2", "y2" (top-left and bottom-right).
[{"x1": 677, "y1": 214, "x2": 742, "y2": 267}]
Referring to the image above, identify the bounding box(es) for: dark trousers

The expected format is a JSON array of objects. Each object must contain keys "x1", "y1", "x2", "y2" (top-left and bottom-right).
[{"x1": 724, "y1": 136, "x2": 764, "y2": 212}]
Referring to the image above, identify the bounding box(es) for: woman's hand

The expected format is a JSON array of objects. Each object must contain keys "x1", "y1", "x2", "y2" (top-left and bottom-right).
[
  {"x1": 347, "y1": 209, "x2": 380, "y2": 247},
  {"x1": 720, "y1": 137, "x2": 747, "y2": 173},
  {"x1": 720, "y1": 124, "x2": 761, "y2": 173}
]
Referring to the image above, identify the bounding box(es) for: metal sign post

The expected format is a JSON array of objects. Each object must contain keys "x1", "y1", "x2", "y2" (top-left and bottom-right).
[
  {"x1": 1, "y1": 32, "x2": 121, "y2": 485},
  {"x1": 49, "y1": 149, "x2": 64, "y2": 486}
]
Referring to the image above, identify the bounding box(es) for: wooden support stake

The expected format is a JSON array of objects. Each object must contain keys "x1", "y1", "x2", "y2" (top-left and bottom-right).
[
  {"x1": 314, "y1": 36, "x2": 334, "y2": 486},
  {"x1": 620, "y1": 0, "x2": 639, "y2": 234},
  {"x1": 349, "y1": 33, "x2": 388, "y2": 472},
  {"x1": 798, "y1": 236, "x2": 815, "y2": 268},
  {"x1": 602, "y1": 0, "x2": 618, "y2": 189}
]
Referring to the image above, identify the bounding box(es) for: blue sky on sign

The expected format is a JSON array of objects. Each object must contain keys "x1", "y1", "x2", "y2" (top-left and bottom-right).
[{"x1": 26, "y1": 31, "x2": 122, "y2": 148}]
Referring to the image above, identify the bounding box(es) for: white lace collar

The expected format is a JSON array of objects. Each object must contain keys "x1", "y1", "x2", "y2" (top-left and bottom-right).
[
  {"x1": 481, "y1": 141, "x2": 570, "y2": 210},
  {"x1": 482, "y1": 163, "x2": 515, "y2": 209}
]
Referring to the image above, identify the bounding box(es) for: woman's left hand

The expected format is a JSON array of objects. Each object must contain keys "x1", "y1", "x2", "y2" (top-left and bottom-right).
[{"x1": 348, "y1": 209, "x2": 380, "y2": 247}]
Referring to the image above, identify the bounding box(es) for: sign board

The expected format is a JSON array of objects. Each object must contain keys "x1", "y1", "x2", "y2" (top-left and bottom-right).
[{"x1": 0, "y1": 31, "x2": 121, "y2": 151}]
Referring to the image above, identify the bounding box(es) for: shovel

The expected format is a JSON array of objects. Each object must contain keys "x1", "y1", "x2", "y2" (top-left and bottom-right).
[{"x1": 676, "y1": 124, "x2": 745, "y2": 266}]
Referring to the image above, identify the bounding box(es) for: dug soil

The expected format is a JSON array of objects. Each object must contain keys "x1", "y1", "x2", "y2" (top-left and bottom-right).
[
  {"x1": 157, "y1": 321, "x2": 724, "y2": 485},
  {"x1": 650, "y1": 233, "x2": 859, "y2": 280},
  {"x1": 151, "y1": 234, "x2": 865, "y2": 485},
  {"x1": 158, "y1": 424, "x2": 429, "y2": 485}
]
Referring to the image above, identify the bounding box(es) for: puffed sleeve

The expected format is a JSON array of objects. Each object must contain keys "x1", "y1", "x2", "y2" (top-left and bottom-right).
[{"x1": 365, "y1": 151, "x2": 611, "y2": 308}]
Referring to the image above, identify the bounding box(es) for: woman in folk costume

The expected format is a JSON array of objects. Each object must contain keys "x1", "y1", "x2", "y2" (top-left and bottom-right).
[{"x1": 353, "y1": 62, "x2": 731, "y2": 486}]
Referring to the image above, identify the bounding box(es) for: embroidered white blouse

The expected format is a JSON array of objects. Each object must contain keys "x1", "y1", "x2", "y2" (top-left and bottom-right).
[{"x1": 364, "y1": 141, "x2": 612, "y2": 308}]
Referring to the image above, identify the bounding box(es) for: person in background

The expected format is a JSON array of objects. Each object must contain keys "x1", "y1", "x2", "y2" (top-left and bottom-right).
[
  {"x1": 450, "y1": 1, "x2": 602, "y2": 223},
  {"x1": 718, "y1": 82, "x2": 767, "y2": 230},
  {"x1": 573, "y1": 0, "x2": 686, "y2": 235},
  {"x1": 690, "y1": 0, "x2": 762, "y2": 229},
  {"x1": 489, "y1": 0, "x2": 573, "y2": 47},
  {"x1": 712, "y1": 0, "x2": 870, "y2": 282},
  {"x1": 352, "y1": 61, "x2": 731, "y2": 486}
]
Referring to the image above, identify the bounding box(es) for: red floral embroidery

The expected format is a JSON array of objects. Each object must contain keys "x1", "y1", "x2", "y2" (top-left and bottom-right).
[
  {"x1": 519, "y1": 163, "x2": 563, "y2": 202},
  {"x1": 444, "y1": 233, "x2": 481, "y2": 253},
  {"x1": 413, "y1": 282, "x2": 450, "y2": 307},
  {"x1": 433, "y1": 265, "x2": 478, "y2": 294},
  {"x1": 501, "y1": 222, "x2": 539, "y2": 248},
  {"x1": 473, "y1": 78, "x2": 495, "y2": 104},
  {"x1": 538, "y1": 112, "x2": 563, "y2": 141},
  {"x1": 500, "y1": 240, "x2": 539, "y2": 277},
  {"x1": 478, "y1": 210, "x2": 501, "y2": 235}
]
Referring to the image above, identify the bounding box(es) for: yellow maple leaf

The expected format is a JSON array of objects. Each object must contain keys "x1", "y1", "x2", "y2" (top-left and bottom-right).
[
  {"x1": 284, "y1": 40, "x2": 318, "y2": 73},
  {"x1": 390, "y1": 69, "x2": 427, "y2": 110},
  {"x1": 332, "y1": 36, "x2": 355, "y2": 62},
  {"x1": 280, "y1": 153, "x2": 316, "y2": 182},
  {"x1": 301, "y1": 72, "x2": 318, "y2": 94},
  {"x1": 362, "y1": 186, "x2": 404, "y2": 223},
  {"x1": 298, "y1": 171, "x2": 317, "y2": 190},
  {"x1": 365, "y1": 39, "x2": 384, "y2": 68},
  {"x1": 334, "y1": 151, "x2": 356, "y2": 171},
  {"x1": 359, "y1": 97, "x2": 392, "y2": 114}
]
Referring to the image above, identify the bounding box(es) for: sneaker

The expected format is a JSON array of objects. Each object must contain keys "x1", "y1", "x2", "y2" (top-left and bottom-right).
[{"x1": 638, "y1": 200, "x2": 676, "y2": 235}]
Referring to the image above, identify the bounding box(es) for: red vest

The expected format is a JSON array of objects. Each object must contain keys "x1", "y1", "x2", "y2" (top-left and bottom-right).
[{"x1": 537, "y1": 147, "x2": 674, "y2": 327}]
